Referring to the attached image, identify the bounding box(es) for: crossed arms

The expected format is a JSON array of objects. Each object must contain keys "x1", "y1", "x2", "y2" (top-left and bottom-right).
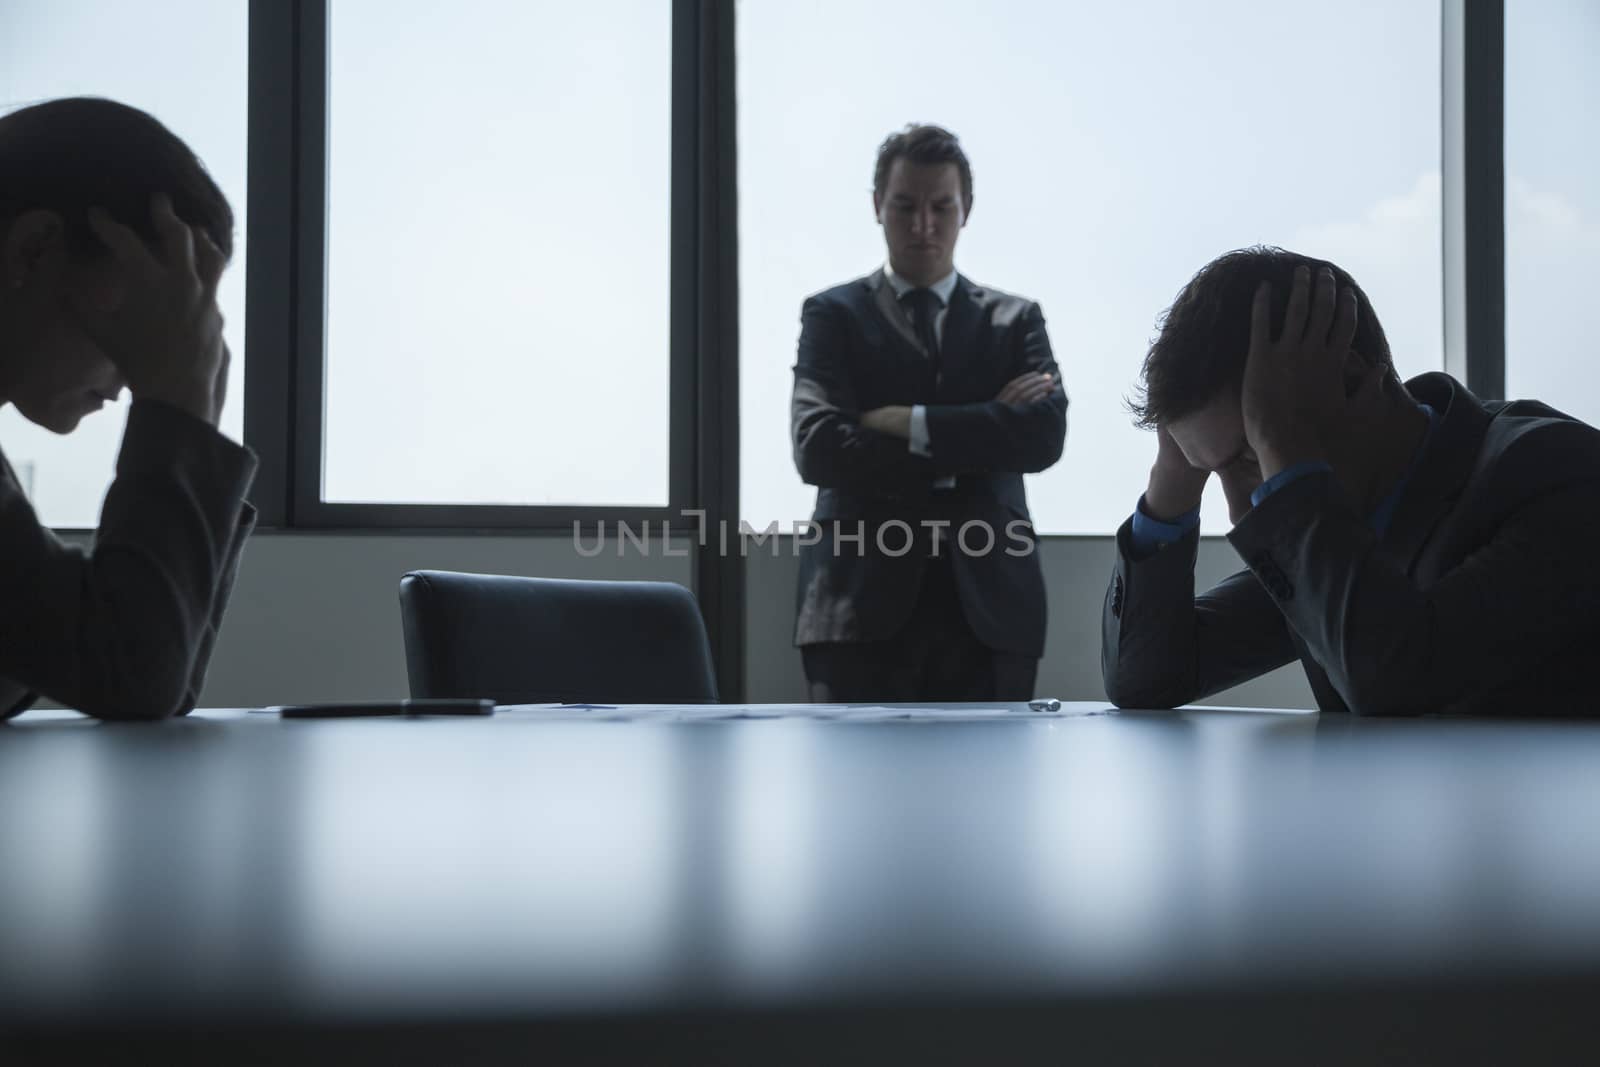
[{"x1": 790, "y1": 295, "x2": 1067, "y2": 491}]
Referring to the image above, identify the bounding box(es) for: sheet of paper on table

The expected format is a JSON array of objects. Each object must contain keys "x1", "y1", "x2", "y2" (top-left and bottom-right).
[{"x1": 497, "y1": 703, "x2": 1116, "y2": 723}]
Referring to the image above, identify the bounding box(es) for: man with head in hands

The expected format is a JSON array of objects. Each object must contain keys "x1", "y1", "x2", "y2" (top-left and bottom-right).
[
  {"x1": 791, "y1": 124, "x2": 1067, "y2": 703},
  {"x1": 0, "y1": 97, "x2": 255, "y2": 721},
  {"x1": 1103, "y1": 246, "x2": 1600, "y2": 716}
]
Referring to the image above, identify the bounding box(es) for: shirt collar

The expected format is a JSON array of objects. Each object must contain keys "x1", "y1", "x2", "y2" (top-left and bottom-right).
[{"x1": 884, "y1": 263, "x2": 958, "y2": 306}]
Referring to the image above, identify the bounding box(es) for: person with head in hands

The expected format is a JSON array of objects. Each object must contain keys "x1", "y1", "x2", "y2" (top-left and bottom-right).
[
  {"x1": 0, "y1": 97, "x2": 255, "y2": 721},
  {"x1": 1103, "y1": 246, "x2": 1600, "y2": 716},
  {"x1": 791, "y1": 124, "x2": 1067, "y2": 703}
]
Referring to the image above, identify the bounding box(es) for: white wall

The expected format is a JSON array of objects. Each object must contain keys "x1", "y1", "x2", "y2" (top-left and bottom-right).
[
  {"x1": 197, "y1": 533, "x2": 694, "y2": 706},
  {"x1": 185, "y1": 532, "x2": 1312, "y2": 710}
]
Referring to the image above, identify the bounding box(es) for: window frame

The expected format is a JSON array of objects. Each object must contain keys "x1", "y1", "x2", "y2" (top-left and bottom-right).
[
  {"x1": 27, "y1": 1, "x2": 1505, "y2": 536},
  {"x1": 1442, "y1": 0, "x2": 1506, "y2": 400},
  {"x1": 244, "y1": 0, "x2": 700, "y2": 532},
  {"x1": 114, "y1": 0, "x2": 1506, "y2": 704},
  {"x1": 5, "y1": 0, "x2": 1505, "y2": 701},
  {"x1": 242, "y1": 0, "x2": 744, "y2": 698}
]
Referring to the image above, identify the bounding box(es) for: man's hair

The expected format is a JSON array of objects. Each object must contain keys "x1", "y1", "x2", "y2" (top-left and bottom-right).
[
  {"x1": 0, "y1": 96, "x2": 233, "y2": 261},
  {"x1": 873, "y1": 124, "x2": 973, "y2": 206},
  {"x1": 1129, "y1": 246, "x2": 1393, "y2": 429}
]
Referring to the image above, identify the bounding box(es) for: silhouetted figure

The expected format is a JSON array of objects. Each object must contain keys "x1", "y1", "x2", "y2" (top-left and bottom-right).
[
  {"x1": 791, "y1": 125, "x2": 1067, "y2": 703},
  {"x1": 0, "y1": 97, "x2": 254, "y2": 721},
  {"x1": 1103, "y1": 246, "x2": 1600, "y2": 716}
]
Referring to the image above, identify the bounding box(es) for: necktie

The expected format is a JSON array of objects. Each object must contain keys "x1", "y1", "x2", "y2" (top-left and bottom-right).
[{"x1": 901, "y1": 287, "x2": 942, "y2": 368}]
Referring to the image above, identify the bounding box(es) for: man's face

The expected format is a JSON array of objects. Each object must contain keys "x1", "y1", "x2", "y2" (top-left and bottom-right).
[
  {"x1": 9, "y1": 313, "x2": 126, "y2": 434},
  {"x1": 1164, "y1": 390, "x2": 1262, "y2": 525},
  {"x1": 1, "y1": 213, "x2": 128, "y2": 434},
  {"x1": 874, "y1": 159, "x2": 967, "y2": 285}
]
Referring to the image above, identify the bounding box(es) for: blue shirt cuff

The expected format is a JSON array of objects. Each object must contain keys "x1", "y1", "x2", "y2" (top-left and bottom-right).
[
  {"x1": 1130, "y1": 495, "x2": 1200, "y2": 555},
  {"x1": 1249, "y1": 461, "x2": 1333, "y2": 508}
]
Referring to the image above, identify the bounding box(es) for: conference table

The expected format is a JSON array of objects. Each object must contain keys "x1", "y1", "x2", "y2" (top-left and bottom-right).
[{"x1": 3, "y1": 701, "x2": 1599, "y2": 1064}]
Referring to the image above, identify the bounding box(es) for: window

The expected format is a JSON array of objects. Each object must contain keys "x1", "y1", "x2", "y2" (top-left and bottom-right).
[
  {"x1": 0, "y1": 0, "x2": 248, "y2": 529},
  {"x1": 320, "y1": 0, "x2": 673, "y2": 507},
  {"x1": 1504, "y1": 0, "x2": 1600, "y2": 421},
  {"x1": 737, "y1": 0, "x2": 1442, "y2": 534}
]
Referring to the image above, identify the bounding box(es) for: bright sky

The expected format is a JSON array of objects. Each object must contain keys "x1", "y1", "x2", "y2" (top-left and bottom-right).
[
  {"x1": 323, "y1": 0, "x2": 672, "y2": 506},
  {"x1": 1503, "y1": 0, "x2": 1600, "y2": 422}
]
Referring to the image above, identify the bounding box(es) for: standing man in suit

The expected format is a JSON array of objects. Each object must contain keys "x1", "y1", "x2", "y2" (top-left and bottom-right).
[
  {"x1": 791, "y1": 124, "x2": 1067, "y2": 703},
  {"x1": 1102, "y1": 245, "x2": 1600, "y2": 716}
]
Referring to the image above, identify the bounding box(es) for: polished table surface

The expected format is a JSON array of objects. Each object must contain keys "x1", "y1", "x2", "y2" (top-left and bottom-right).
[{"x1": 4, "y1": 702, "x2": 1600, "y2": 1063}]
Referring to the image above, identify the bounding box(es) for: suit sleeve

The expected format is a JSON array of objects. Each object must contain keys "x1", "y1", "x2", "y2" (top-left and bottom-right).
[
  {"x1": 175, "y1": 504, "x2": 257, "y2": 716},
  {"x1": 1227, "y1": 462, "x2": 1600, "y2": 717},
  {"x1": 922, "y1": 301, "x2": 1067, "y2": 474},
  {"x1": 791, "y1": 295, "x2": 940, "y2": 491},
  {"x1": 0, "y1": 399, "x2": 257, "y2": 721},
  {"x1": 1102, "y1": 518, "x2": 1297, "y2": 709}
]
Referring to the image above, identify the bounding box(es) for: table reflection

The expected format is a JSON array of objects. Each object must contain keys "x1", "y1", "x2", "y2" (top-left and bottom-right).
[{"x1": 3, "y1": 708, "x2": 1600, "y2": 1026}]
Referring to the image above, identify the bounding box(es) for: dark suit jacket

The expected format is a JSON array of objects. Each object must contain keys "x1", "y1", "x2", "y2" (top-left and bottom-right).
[
  {"x1": 1102, "y1": 372, "x2": 1600, "y2": 716},
  {"x1": 791, "y1": 269, "x2": 1067, "y2": 658},
  {"x1": 1, "y1": 400, "x2": 257, "y2": 721}
]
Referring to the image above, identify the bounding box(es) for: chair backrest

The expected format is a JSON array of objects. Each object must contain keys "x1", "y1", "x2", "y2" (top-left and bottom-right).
[{"x1": 398, "y1": 570, "x2": 719, "y2": 704}]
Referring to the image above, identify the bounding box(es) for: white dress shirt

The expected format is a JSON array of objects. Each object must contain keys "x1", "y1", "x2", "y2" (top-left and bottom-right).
[{"x1": 883, "y1": 263, "x2": 958, "y2": 486}]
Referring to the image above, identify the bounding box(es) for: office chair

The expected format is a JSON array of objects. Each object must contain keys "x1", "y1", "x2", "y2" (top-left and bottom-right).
[{"x1": 398, "y1": 570, "x2": 719, "y2": 705}]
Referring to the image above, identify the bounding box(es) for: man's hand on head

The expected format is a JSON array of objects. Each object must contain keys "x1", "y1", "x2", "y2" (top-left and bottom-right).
[
  {"x1": 1240, "y1": 264, "x2": 1358, "y2": 479},
  {"x1": 74, "y1": 193, "x2": 229, "y2": 427},
  {"x1": 1145, "y1": 424, "x2": 1210, "y2": 521},
  {"x1": 860, "y1": 405, "x2": 913, "y2": 440}
]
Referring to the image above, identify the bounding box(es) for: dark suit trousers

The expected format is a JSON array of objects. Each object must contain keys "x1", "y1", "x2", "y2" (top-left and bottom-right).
[{"x1": 801, "y1": 553, "x2": 1039, "y2": 703}]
